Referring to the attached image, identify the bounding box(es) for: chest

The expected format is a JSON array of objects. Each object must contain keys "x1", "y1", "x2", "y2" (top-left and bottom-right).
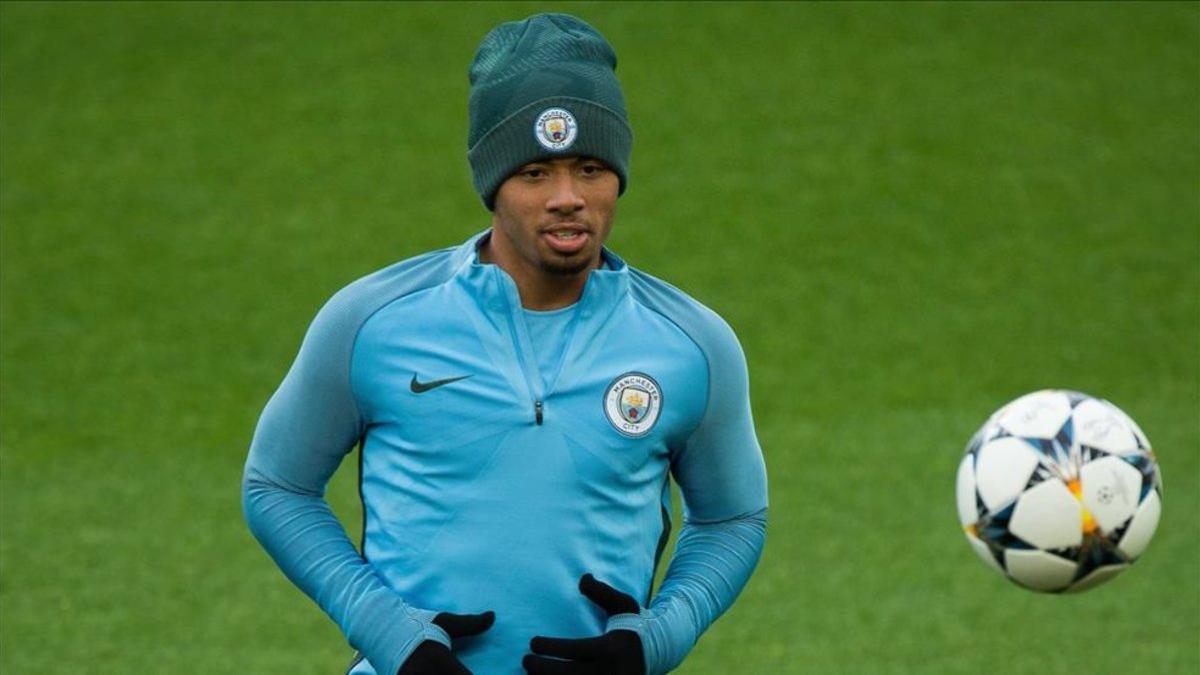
[{"x1": 351, "y1": 291, "x2": 709, "y2": 467}]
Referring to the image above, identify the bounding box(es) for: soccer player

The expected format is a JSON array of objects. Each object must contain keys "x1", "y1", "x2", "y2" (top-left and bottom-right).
[{"x1": 243, "y1": 13, "x2": 768, "y2": 675}]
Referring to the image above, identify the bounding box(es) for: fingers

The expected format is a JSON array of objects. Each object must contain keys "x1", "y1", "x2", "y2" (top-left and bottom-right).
[
  {"x1": 526, "y1": 625, "x2": 644, "y2": 675},
  {"x1": 523, "y1": 653, "x2": 602, "y2": 675},
  {"x1": 432, "y1": 610, "x2": 496, "y2": 639},
  {"x1": 530, "y1": 635, "x2": 607, "y2": 660},
  {"x1": 578, "y1": 574, "x2": 639, "y2": 616}
]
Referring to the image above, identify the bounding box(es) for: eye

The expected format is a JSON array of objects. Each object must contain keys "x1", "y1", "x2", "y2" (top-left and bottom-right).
[
  {"x1": 580, "y1": 162, "x2": 607, "y2": 176},
  {"x1": 520, "y1": 167, "x2": 547, "y2": 179}
]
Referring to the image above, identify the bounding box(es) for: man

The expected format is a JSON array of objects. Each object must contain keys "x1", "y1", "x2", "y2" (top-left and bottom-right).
[{"x1": 243, "y1": 13, "x2": 768, "y2": 675}]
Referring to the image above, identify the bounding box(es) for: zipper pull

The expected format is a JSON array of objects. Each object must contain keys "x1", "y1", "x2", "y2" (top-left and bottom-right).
[{"x1": 535, "y1": 400, "x2": 544, "y2": 425}]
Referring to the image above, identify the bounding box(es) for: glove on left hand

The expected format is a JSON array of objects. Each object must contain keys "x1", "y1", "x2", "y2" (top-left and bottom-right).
[{"x1": 522, "y1": 574, "x2": 646, "y2": 675}]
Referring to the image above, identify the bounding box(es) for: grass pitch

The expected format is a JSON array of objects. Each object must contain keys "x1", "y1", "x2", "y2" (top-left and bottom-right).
[{"x1": 2, "y1": 2, "x2": 1197, "y2": 673}]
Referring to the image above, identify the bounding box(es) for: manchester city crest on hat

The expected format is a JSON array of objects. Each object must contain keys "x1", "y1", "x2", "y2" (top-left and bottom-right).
[
  {"x1": 603, "y1": 372, "x2": 662, "y2": 437},
  {"x1": 534, "y1": 107, "x2": 578, "y2": 151}
]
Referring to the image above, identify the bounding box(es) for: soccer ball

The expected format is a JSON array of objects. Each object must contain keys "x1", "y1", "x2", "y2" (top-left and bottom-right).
[{"x1": 955, "y1": 390, "x2": 1162, "y2": 593}]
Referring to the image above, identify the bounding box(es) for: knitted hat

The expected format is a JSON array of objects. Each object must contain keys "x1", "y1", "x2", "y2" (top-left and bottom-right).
[{"x1": 467, "y1": 13, "x2": 632, "y2": 210}]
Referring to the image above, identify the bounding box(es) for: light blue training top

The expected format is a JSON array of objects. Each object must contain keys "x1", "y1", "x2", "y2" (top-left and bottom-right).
[{"x1": 243, "y1": 231, "x2": 768, "y2": 675}]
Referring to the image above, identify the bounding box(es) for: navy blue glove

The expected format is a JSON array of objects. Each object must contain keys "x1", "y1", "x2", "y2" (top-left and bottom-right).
[
  {"x1": 523, "y1": 574, "x2": 646, "y2": 675},
  {"x1": 397, "y1": 611, "x2": 495, "y2": 675}
]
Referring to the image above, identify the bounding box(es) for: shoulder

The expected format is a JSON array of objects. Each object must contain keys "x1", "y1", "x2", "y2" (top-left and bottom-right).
[
  {"x1": 625, "y1": 264, "x2": 747, "y2": 372},
  {"x1": 305, "y1": 245, "x2": 462, "y2": 348}
]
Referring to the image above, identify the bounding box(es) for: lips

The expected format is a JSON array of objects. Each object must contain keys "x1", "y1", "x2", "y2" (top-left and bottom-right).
[{"x1": 541, "y1": 224, "x2": 590, "y2": 255}]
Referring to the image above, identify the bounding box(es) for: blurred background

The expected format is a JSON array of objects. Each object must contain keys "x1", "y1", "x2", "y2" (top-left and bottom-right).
[{"x1": 2, "y1": 2, "x2": 1196, "y2": 672}]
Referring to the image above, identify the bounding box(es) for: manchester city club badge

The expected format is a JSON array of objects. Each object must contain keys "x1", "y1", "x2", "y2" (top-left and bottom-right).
[
  {"x1": 534, "y1": 107, "x2": 578, "y2": 151},
  {"x1": 603, "y1": 372, "x2": 662, "y2": 437}
]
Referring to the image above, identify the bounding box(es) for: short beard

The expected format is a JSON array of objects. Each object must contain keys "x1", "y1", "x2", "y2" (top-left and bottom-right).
[{"x1": 539, "y1": 255, "x2": 593, "y2": 276}]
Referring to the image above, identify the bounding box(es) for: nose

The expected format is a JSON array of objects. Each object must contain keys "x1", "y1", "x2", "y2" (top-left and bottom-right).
[{"x1": 545, "y1": 173, "x2": 585, "y2": 214}]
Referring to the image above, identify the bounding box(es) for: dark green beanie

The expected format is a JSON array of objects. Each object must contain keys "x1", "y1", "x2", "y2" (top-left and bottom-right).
[{"x1": 467, "y1": 13, "x2": 632, "y2": 210}]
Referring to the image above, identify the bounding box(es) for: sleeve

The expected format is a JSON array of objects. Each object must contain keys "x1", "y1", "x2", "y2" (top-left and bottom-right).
[
  {"x1": 608, "y1": 321, "x2": 769, "y2": 674},
  {"x1": 241, "y1": 292, "x2": 450, "y2": 675}
]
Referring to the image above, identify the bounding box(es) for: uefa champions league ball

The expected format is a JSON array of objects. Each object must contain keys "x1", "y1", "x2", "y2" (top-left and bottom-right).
[{"x1": 956, "y1": 390, "x2": 1163, "y2": 593}]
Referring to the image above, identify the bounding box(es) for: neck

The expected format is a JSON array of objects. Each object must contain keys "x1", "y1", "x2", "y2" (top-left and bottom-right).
[{"x1": 478, "y1": 235, "x2": 599, "y2": 311}]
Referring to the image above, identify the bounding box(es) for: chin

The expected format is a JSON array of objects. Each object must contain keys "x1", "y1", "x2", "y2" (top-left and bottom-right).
[{"x1": 540, "y1": 255, "x2": 595, "y2": 276}]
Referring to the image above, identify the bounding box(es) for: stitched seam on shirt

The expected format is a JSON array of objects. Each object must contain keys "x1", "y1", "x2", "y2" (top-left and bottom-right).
[
  {"x1": 681, "y1": 506, "x2": 769, "y2": 527},
  {"x1": 345, "y1": 250, "x2": 459, "y2": 438},
  {"x1": 626, "y1": 275, "x2": 713, "y2": 447}
]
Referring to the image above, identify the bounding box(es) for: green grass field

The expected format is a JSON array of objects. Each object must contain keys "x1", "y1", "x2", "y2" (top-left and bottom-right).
[{"x1": 2, "y1": 2, "x2": 1197, "y2": 673}]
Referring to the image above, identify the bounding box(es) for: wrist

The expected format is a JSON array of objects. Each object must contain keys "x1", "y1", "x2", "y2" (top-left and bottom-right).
[
  {"x1": 355, "y1": 604, "x2": 449, "y2": 675},
  {"x1": 625, "y1": 600, "x2": 701, "y2": 675},
  {"x1": 605, "y1": 611, "x2": 647, "y2": 634}
]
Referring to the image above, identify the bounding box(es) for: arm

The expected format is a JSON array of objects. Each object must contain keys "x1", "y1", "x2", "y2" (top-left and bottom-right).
[
  {"x1": 616, "y1": 323, "x2": 769, "y2": 674},
  {"x1": 242, "y1": 292, "x2": 450, "y2": 675},
  {"x1": 613, "y1": 510, "x2": 767, "y2": 674}
]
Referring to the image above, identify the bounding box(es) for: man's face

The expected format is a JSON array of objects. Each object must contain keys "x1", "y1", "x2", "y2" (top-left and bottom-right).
[{"x1": 491, "y1": 156, "x2": 619, "y2": 276}]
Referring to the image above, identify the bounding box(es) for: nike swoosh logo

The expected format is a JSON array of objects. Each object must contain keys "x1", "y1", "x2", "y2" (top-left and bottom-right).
[{"x1": 410, "y1": 373, "x2": 471, "y2": 394}]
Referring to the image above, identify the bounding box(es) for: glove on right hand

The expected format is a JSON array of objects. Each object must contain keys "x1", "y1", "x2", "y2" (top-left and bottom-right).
[{"x1": 396, "y1": 611, "x2": 495, "y2": 675}]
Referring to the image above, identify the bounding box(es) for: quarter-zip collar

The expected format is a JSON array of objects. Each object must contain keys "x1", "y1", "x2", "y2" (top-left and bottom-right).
[
  {"x1": 450, "y1": 229, "x2": 631, "y2": 426},
  {"x1": 451, "y1": 229, "x2": 631, "y2": 321}
]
